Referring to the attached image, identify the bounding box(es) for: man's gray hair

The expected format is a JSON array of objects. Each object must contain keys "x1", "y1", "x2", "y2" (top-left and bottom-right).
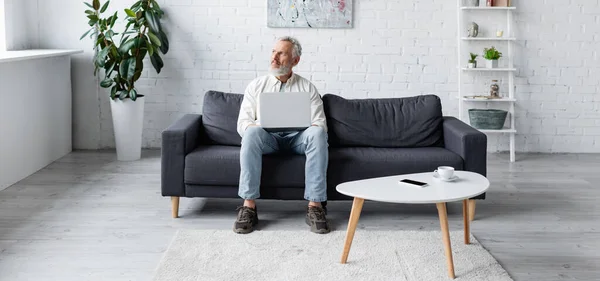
[{"x1": 277, "y1": 36, "x2": 302, "y2": 58}]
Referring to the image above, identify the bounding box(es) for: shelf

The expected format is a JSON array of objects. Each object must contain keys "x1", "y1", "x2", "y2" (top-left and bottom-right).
[
  {"x1": 458, "y1": 0, "x2": 517, "y2": 162},
  {"x1": 479, "y1": 129, "x2": 517, "y2": 133},
  {"x1": 461, "y1": 7, "x2": 516, "y2": 10},
  {"x1": 462, "y1": 97, "x2": 516, "y2": 102},
  {"x1": 461, "y1": 37, "x2": 516, "y2": 41},
  {"x1": 462, "y1": 68, "x2": 516, "y2": 72}
]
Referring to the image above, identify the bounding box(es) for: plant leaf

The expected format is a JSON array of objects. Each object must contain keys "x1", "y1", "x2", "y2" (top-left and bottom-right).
[
  {"x1": 131, "y1": 1, "x2": 142, "y2": 10},
  {"x1": 129, "y1": 88, "x2": 137, "y2": 101},
  {"x1": 158, "y1": 30, "x2": 169, "y2": 54},
  {"x1": 93, "y1": 0, "x2": 100, "y2": 10},
  {"x1": 106, "y1": 60, "x2": 116, "y2": 76},
  {"x1": 133, "y1": 70, "x2": 142, "y2": 82},
  {"x1": 147, "y1": 43, "x2": 154, "y2": 56},
  {"x1": 147, "y1": 32, "x2": 161, "y2": 46},
  {"x1": 80, "y1": 28, "x2": 92, "y2": 40},
  {"x1": 137, "y1": 45, "x2": 148, "y2": 61},
  {"x1": 119, "y1": 90, "x2": 128, "y2": 100},
  {"x1": 110, "y1": 44, "x2": 119, "y2": 59},
  {"x1": 110, "y1": 86, "x2": 117, "y2": 99},
  {"x1": 144, "y1": 10, "x2": 160, "y2": 34},
  {"x1": 124, "y1": 8, "x2": 136, "y2": 18},
  {"x1": 96, "y1": 46, "x2": 110, "y2": 67},
  {"x1": 100, "y1": 78, "x2": 113, "y2": 88},
  {"x1": 153, "y1": 7, "x2": 164, "y2": 18},
  {"x1": 150, "y1": 53, "x2": 164, "y2": 74},
  {"x1": 119, "y1": 57, "x2": 130, "y2": 79},
  {"x1": 95, "y1": 35, "x2": 104, "y2": 46},
  {"x1": 87, "y1": 14, "x2": 99, "y2": 21},
  {"x1": 126, "y1": 57, "x2": 136, "y2": 81},
  {"x1": 85, "y1": 9, "x2": 95, "y2": 15},
  {"x1": 118, "y1": 38, "x2": 136, "y2": 55},
  {"x1": 84, "y1": 2, "x2": 93, "y2": 9},
  {"x1": 120, "y1": 35, "x2": 130, "y2": 45},
  {"x1": 152, "y1": 0, "x2": 161, "y2": 10},
  {"x1": 135, "y1": 59, "x2": 143, "y2": 72},
  {"x1": 100, "y1": 0, "x2": 109, "y2": 13}
]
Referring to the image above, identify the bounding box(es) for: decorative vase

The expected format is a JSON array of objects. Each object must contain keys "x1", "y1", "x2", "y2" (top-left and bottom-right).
[
  {"x1": 467, "y1": 22, "x2": 479, "y2": 37},
  {"x1": 110, "y1": 96, "x2": 145, "y2": 161},
  {"x1": 468, "y1": 62, "x2": 477, "y2": 68},
  {"x1": 486, "y1": 59, "x2": 498, "y2": 68},
  {"x1": 466, "y1": 0, "x2": 479, "y2": 7}
]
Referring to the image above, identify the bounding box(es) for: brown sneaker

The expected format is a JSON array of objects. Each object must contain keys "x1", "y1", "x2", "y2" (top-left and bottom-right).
[
  {"x1": 233, "y1": 206, "x2": 258, "y2": 234},
  {"x1": 305, "y1": 206, "x2": 330, "y2": 234}
]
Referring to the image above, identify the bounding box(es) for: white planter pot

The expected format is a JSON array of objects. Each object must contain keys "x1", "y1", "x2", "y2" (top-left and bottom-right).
[
  {"x1": 465, "y1": 0, "x2": 479, "y2": 7},
  {"x1": 486, "y1": 60, "x2": 498, "y2": 68},
  {"x1": 467, "y1": 62, "x2": 477, "y2": 68},
  {"x1": 110, "y1": 96, "x2": 145, "y2": 161}
]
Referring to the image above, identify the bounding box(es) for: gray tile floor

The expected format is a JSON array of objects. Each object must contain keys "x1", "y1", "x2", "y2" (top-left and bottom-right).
[{"x1": 0, "y1": 150, "x2": 599, "y2": 280}]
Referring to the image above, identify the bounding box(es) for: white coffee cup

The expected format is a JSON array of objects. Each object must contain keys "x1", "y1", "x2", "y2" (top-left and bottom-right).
[{"x1": 435, "y1": 166, "x2": 455, "y2": 180}]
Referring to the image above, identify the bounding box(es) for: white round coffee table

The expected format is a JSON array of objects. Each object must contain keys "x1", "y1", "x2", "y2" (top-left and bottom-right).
[{"x1": 336, "y1": 171, "x2": 489, "y2": 279}]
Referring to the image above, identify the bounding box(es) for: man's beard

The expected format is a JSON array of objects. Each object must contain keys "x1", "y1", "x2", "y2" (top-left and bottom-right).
[{"x1": 269, "y1": 63, "x2": 292, "y2": 76}]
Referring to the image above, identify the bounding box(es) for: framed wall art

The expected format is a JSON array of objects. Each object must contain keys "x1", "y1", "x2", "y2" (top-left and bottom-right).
[{"x1": 267, "y1": 0, "x2": 353, "y2": 28}]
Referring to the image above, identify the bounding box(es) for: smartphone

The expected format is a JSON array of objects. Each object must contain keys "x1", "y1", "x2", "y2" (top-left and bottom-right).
[{"x1": 399, "y1": 179, "x2": 428, "y2": 187}]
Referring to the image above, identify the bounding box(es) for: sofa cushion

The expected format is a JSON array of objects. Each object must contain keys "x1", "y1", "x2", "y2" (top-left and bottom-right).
[
  {"x1": 322, "y1": 94, "x2": 444, "y2": 148},
  {"x1": 326, "y1": 147, "x2": 463, "y2": 193},
  {"x1": 202, "y1": 91, "x2": 244, "y2": 146},
  {"x1": 184, "y1": 145, "x2": 306, "y2": 187}
]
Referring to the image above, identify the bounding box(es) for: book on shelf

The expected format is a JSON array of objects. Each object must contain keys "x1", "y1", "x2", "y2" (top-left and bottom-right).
[{"x1": 463, "y1": 95, "x2": 502, "y2": 100}]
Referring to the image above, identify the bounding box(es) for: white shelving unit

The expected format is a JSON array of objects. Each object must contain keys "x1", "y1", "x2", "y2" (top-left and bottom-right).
[{"x1": 457, "y1": 1, "x2": 517, "y2": 162}]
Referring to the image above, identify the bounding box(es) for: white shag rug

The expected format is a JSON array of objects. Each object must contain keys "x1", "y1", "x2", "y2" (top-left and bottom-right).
[{"x1": 152, "y1": 230, "x2": 513, "y2": 281}]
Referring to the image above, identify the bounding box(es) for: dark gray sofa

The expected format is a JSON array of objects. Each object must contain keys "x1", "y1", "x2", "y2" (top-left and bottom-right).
[{"x1": 161, "y1": 91, "x2": 487, "y2": 218}]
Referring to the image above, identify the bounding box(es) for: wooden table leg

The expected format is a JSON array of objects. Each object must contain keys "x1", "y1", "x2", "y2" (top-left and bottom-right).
[
  {"x1": 437, "y1": 203, "x2": 455, "y2": 279},
  {"x1": 341, "y1": 197, "x2": 364, "y2": 264},
  {"x1": 468, "y1": 200, "x2": 476, "y2": 222},
  {"x1": 463, "y1": 199, "x2": 470, "y2": 244}
]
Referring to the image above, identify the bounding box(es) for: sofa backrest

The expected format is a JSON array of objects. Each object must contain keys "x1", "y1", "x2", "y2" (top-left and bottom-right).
[
  {"x1": 201, "y1": 91, "x2": 444, "y2": 148},
  {"x1": 322, "y1": 94, "x2": 444, "y2": 148},
  {"x1": 202, "y1": 91, "x2": 243, "y2": 146}
]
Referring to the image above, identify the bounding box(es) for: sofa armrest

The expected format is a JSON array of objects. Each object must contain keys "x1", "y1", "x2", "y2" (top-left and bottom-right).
[
  {"x1": 443, "y1": 117, "x2": 487, "y2": 177},
  {"x1": 161, "y1": 114, "x2": 203, "y2": 197}
]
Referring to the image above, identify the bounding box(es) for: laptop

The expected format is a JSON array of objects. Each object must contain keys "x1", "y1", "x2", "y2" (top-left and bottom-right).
[{"x1": 259, "y1": 92, "x2": 312, "y2": 132}]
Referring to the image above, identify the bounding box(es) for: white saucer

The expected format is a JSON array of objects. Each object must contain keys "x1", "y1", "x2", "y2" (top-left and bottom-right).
[{"x1": 432, "y1": 173, "x2": 459, "y2": 182}]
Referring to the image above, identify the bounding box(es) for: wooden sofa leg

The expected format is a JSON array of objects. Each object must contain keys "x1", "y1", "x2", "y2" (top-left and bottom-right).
[
  {"x1": 171, "y1": 197, "x2": 180, "y2": 218},
  {"x1": 468, "y1": 200, "x2": 476, "y2": 222}
]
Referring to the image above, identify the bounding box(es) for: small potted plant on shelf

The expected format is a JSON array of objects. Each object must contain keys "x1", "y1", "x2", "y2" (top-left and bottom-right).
[
  {"x1": 483, "y1": 46, "x2": 502, "y2": 68},
  {"x1": 468, "y1": 53, "x2": 478, "y2": 68}
]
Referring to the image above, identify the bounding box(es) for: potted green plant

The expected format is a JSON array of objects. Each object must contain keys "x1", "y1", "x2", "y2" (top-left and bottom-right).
[
  {"x1": 468, "y1": 52, "x2": 478, "y2": 68},
  {"x1": 80, "y1": 0, "x2": 169, "y2": 161},
  {"x1": 483, "y1": 46, "x2": 502, "y2": 68}
]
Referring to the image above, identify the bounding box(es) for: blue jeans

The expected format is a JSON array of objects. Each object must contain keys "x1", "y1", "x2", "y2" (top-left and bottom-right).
[{"x1": 238, "y1": 126, "x2": 328, "y2": 202}]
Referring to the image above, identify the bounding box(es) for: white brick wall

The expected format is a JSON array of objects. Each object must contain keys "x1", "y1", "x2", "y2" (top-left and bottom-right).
[{"x1": 36, "y1": 0, "x2": 600, "y2": 152}]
